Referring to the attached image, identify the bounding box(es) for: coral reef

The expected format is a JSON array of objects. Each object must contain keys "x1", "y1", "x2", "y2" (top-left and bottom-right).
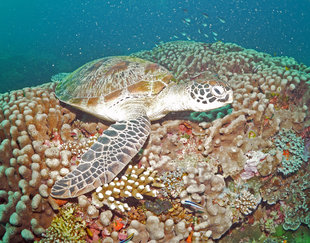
[
  {"x1": 1, "y1": 40, "x2": 310, "y2": 242},
  {"x1": 260, "y1": 164, "x2": 310, "y2": 231}
]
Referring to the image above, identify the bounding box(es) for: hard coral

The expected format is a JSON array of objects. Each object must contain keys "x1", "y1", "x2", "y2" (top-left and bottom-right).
[
  {"x1": 232, "y1": 190, "x2": 261, "y2": 215},
  {"x1": 92, "y1": 165, "x2": 163, "y2": 212},
  {"x1": 38, "y1": 204, "x2": 87, "y2": 242},
  {"x1": 0, "y1": 83, "x2": 76, "y2": 242},
  {"x1": 274, "y1": 128, "x2": 307, "y2": 175},
  {"x1": 260, "y1": 164, "x2": 310, "y2": 231}
]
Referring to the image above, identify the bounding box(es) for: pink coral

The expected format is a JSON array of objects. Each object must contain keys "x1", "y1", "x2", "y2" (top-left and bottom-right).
[{"x1": 240, "y1": 151, "x2": 267, "y2": 180}]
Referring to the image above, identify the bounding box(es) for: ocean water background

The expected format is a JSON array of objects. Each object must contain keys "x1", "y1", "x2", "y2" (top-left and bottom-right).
[{"x1": 0, "y1": 0, "x2": 309, "y2": 93}]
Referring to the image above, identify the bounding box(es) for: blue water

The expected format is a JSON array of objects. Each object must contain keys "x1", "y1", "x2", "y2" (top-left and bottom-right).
[{"x1": 1, "y1": 0, "x2": 309, "y2": 93}]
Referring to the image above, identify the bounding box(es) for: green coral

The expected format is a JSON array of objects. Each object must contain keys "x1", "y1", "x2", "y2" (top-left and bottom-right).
[
  {"x1": 38, "y1": 204, "x2": 87, "y2": 243},
  {"x1": 274, "y1": 129, "x2": 307, "y2": 175},
  {"x1": 189, "y1": 104, "x2": 233, "y2": 122},
  {"x1": 282, "y1": 173, "x2": 310, "y2": 231}
]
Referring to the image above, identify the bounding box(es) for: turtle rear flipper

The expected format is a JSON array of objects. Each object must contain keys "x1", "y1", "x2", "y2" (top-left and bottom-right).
[{"x1": 51, "y1": 115, "x2": 151, "y2": 198}]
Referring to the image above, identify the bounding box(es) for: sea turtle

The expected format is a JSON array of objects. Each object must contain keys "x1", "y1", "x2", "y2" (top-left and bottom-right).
[{"x1": 51, "y1": 56, "x2": 233, "y2": 198}]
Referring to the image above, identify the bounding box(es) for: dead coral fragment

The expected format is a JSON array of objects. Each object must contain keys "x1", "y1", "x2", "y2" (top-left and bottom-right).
[
  {"x1": 92, "y1": 165, "x2": 163, "y2": 212},
  {"x1": 144, "y1": 198, "x2": 172, "y2": 215},
  {"x1": 39, "y1": 204, "x2": 87, "y2": 243}
]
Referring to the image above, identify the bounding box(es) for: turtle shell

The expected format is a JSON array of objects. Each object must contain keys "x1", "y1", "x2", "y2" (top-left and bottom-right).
[{"x1": 55, "y1": 56, "x2": 176, "y2": 109}]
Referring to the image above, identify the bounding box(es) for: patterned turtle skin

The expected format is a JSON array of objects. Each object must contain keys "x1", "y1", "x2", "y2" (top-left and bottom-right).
[{"x1": 51, "y1": 56, "x2": 233, "y2": 198}]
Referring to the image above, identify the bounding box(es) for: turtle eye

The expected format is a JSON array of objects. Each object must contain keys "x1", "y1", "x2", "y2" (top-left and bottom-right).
[{"x1": 212, "y1": 85, "x2": 225, "y2": 96}]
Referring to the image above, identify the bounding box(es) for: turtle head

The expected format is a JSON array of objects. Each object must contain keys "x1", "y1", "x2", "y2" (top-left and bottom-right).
[{"x1": 185, "y1": 79, "x2": 233, "y2": 111}]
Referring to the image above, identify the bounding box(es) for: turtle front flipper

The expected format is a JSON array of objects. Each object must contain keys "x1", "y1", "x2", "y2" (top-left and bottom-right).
[{"x1": 51, "y1": 115, "x2": 151, "y2": 198}]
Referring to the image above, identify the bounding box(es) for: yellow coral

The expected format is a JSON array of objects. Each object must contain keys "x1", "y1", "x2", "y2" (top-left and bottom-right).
[
  {"x1": 38, "y1": 204, "x2": 87, "y2": 243},
  {"x1": 92, "y1": 165, "x2": 164, "y2": 212}
]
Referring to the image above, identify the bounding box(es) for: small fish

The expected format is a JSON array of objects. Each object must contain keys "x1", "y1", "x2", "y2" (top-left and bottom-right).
[
  {"x1": 213, "y1": 37, "x2": 218, "y2": 41},
  {"x1": 86, "y1": 228, "x2": 93, "y2": 238},
  {"x1": 217, "y1": 164, "x2": 223, "y2": 175},
  {"x1": 181, "y1": 19, "x2": 190, "y2": 25},
  {"x1": 217, "y1": 17, "x2": 226, "y2": 23},
  {"x1": 202, "y1": 12, "x2": 209, "y2": 19},
  {"x1": 204, "y1": 33, "x2": 209, "y2": 38},
  {"x1": 183, "y1": 200, "x2": 205, "y2": 211},
  {"x1": 202, "y1": 23, "x2": 207, "y2": 27},
  {"x1": 120, "y1": 233, "x2": 134, "y2": 243},
  {"x1": 182, "y1": 18, "x2": 191, "y2": 25},
  {"x1": 173, "y1": 35, "x2": 179, "y2": 39},
  {"x1": 181, "y1": 32, "x2": 187, "y2": 36},
  {"x1": 212, "y1": 31, "x2": 218, "y2": 36},
  {"x1": 285, "y1": 66, "x2": 290, "y2": 71},
  {"x1": 186, "y1": 35, "x2": 191, "y2": 40},
  {"x1": 253, "y1": 64, "x2": 261, "y2": 72},
  {"x1": 198, "y1": 29, "x2": 201, "y2": 34}
]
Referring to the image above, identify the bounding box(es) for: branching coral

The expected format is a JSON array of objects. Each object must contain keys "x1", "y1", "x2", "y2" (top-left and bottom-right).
[
  {"x1": 159, "y1": 168, "x2": 186, "y2": 198},
  {"x1": 39, "y1": 204, "x2": 87, "y2": 242},
  {"x1": 92, "y1": 165, "x2": 163, "y2": 212},
  {"x1": 232, "y1": 190, "x2": 261, "y2": 215}
]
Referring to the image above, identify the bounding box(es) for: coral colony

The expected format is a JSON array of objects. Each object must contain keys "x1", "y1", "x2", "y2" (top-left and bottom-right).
[{"x1": 0, "y1": 41, "x2": 310, "y2": 242}]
